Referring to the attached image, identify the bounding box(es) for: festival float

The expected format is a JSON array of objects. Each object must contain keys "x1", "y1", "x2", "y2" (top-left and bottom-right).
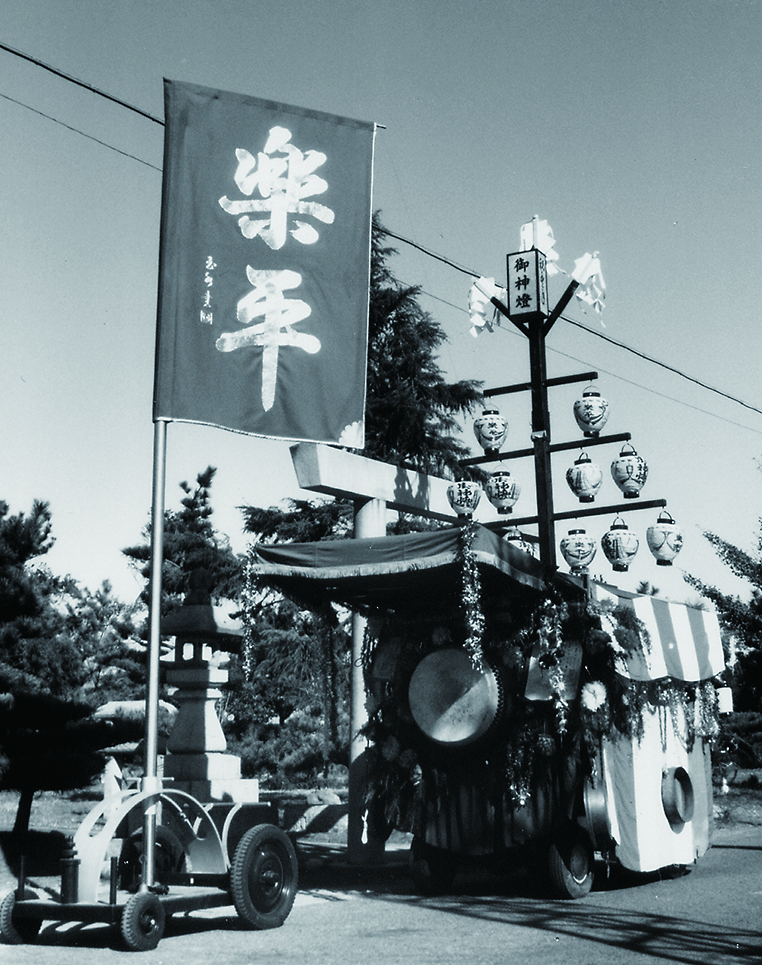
[
  {"x1": 250, "y1": 517, "x2": 724, "y2": 897},
  {"x1": 250, "y1": 219, "x2": 726, "y2": 898}
]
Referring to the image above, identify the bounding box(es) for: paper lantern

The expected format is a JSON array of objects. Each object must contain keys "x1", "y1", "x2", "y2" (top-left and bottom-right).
[
  {"x1": 646, "y1": 511, "x2": 684, "y2": 566},
  {"x1": 573, "y1": 387, "x2": 609, "y2": 437},
  {"x1": 486, "y1": 470, "x2": 520, "y2": 514},
  {"x1": 601, "y1": 517, "x2": 639, "y2": 572},
  {"x1": 473, "y1": 408, "x2": 508, "y2": 453},
  {"x1": 560, "y1": 529, "x2": 597, "y2": 575},
  {"x1": 503, "y1": 527, "x2": 535, "y2": 557},
  {"x1": 610, "y1": 442, "x2": 648, "y2": 498},
  {"x1": 565, "y1": 451, "x2": 603, "y2": 503},
  {"x1": 447, "y1": 480, "x2": 482, "y2": 516}
]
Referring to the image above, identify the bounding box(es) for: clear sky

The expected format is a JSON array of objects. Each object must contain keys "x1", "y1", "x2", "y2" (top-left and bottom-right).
[{"x1": 1, "y1": 0, "x2": 760, "y2": 604}]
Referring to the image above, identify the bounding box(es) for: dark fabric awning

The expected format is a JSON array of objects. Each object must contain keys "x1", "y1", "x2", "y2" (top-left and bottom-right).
[{"x1": 251, "y1": 524, "x2": 555, "y2": 612}]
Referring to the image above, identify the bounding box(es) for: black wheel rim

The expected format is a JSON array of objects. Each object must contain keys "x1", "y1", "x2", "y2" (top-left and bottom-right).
[
  {"x1": 138, "y1": 905, "x2": 161, "y2": 937},
  {"x1": 248, "y1": 844, "x2": 286, "y2": 912}
]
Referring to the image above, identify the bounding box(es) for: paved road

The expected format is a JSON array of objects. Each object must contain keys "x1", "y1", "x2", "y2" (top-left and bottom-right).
[{"x1": 2, "y1": 827, "x2": 760, "y2": 964}]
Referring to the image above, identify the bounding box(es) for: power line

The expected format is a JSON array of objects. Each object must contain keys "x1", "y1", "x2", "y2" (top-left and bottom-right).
[
  {"x1": 418, "y1": 286, "x2": 762, "y2": 436},
  {"x1": 559, "y1": 314, "x2": 762, "y2": 418},
  {"x1": 0, "y1": 40, "x2": 163, "y2": 125},
  {"x1": 3, "y1": 39, "x2": 760, "y2": 425},
  {"x1": 0, "y1": 90, "x2": 162, "y2": 171}
]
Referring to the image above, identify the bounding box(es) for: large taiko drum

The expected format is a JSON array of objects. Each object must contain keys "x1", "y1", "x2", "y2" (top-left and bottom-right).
[{"x1": 408, "y1": 648, "x2": 502, "y2": 747}]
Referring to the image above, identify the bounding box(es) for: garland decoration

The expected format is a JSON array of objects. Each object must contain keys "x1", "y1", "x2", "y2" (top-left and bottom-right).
[
  {"x1": 458, "y1": 517, "x2": 485, "y2": 668},
  {"x1": 242, "y1": 551, "x2": 256, "y2": 680}
]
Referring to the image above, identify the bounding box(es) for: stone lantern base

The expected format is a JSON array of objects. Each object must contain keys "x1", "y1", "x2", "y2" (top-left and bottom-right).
[{"x1": 163, "y1": 660, "x2": 259, "y2": 804}]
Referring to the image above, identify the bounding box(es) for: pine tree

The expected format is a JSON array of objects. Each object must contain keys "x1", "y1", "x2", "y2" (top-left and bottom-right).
[
  {"x1": 234, "y1": 214, "x2": 486, "y2": 786},
  {"x1": 0, "y1": 499, "x2": 83, "y2": 695},
  {"x1": 0, "y1": 500, "x2": 144, "y2": 839},
  {"x1": 361, "y1": 216, "x2": 483, "y2": 477},
  {"x1": 123, "y1": 466, "x2": 244, "y2": 609},
  {"x1": 685, "y1": 528, "x2": 762, "y2": 710}
]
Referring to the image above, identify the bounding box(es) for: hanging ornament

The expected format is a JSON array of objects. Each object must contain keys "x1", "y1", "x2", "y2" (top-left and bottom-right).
[
  {"x1": 467, "y1": 277, "x2": 503, "y2": 337},
  {"x1": 573, "y1": 386, "x2": 609, "y2": 437},
  {"x1": 503, "y1": 527, "x2": 535, "y2": 557},
  {"x1": 473, "y1": 408, "x2": 508, "y2": 454},
  {"x1": 559, "y1": 529, "x2": 597, "y2": 575},
  {"x1": 601, "y1": 517, "x2": 639, "y2": 572},
  {"x1": 486, "y1": 470, "x2": 521, "y2": 514},
  {"x1": 646, "y1": 511, "x2": 684, "y2": 566},
  {"x1": 447, "y1": 480, "x2": 482, "y2": 516},
  {"x1": 610, "y1": 442, "x2": 648, "y2": 498},
  {"x1": 565, "y1": 451, "x2": 603, "y2": 503}
]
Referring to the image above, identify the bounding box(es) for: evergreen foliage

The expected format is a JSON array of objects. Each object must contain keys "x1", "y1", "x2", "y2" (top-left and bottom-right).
[
  {"x1": 233, "y1": 215, "x2": 485, "y2": 786},
  {"x1": 685, "y1": 524, "x2": 762, "y2": 709},
  {"x1": 225, "y1": 600, "x2": 350, "y2": 786},
  {"x1": 362, "y1": 217, "x2": 483, "y2": 478},
  {"x1": 0, "y1": 499, "x2": 82, "y2": 695},
  {"x1": 0, "y1": 499, "x2": 147, "y2": 837},
  {"x1": 123, "y1": 466, "x2": 244, "y2": 610}
]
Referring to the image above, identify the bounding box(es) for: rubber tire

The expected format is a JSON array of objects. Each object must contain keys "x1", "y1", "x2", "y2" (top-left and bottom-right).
[
  {"x1": 0, "y1": 890, "x2": 41, "y2": 944},
  {"x1": 120, "y1": 891, "x2": 166, "y2": 951},
  {"x1": 230, "y1": 825, "x2": 298, "y2": 929},
  {"x1": 548, "y1": 825, "x2": 595, "y2": 899},
  {"x1": 409, "y1": 837, "x2": 457, "y2": 896}
]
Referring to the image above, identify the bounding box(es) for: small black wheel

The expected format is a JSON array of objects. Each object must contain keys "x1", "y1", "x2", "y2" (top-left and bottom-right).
[
  {"x1": 548, "y1": 825, "x2": 595, "y2": 899},
  {"x1": 0, "y1": 890, "x2": 41, "y2": 945},
  {"x1": 230, "y1": 824, "x2": 298, "y2": 929},
  {"x1": 409, "y1": 837, "x2": 456, "y2": 895},
  {"x1": 120, "y1": 891, "x2": 166, "y2": 951}
]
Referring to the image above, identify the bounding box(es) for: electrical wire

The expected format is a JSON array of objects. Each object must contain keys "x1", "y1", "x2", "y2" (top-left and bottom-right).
[
  {"x1": 0, "y1": 90, "x2": 162, "y2": 171},
  {"x1": 0, "y1": 40, "x2": 163, "y2": 125},
  {"x1": 417, "y1": 286, "x2": 762, "y2": 436}
]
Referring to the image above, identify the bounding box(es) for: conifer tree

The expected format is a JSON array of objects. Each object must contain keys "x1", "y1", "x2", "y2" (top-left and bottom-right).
[
  {"x1": 685, "y1": 527, "x2": 762, "y2": 710},
  {"x1": 123, "y1": 466, "x2": 244, "y2": 609}
]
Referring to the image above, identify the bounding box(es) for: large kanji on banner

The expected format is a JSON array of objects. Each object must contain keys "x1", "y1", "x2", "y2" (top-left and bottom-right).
[{"x1": 154, "y1": 79, "x2": 375, "y2": 445}]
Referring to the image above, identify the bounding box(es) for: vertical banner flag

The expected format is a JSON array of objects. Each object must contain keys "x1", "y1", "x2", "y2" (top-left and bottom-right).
[{"x1": 154, "y1": 80, "x2": 376, "y2": 445}]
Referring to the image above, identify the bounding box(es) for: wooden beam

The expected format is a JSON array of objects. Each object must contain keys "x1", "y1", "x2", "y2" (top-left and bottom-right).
[{"x1": 290, "y1": 442, "x2": 458, "y2": 521}]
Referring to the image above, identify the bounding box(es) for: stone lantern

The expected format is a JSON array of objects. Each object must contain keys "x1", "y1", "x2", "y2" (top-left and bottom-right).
[{"x1": 161, "y1": 569, "x2": 259, "y2": 803}]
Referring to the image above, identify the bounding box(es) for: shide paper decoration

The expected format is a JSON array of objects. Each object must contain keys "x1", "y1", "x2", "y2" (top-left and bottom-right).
[{"x1": 466, "y1": 220, "x2": 607, "y2": 332}]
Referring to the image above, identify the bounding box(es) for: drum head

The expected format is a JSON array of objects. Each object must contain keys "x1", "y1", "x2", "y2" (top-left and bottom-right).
[{"x1": 408, "y1": 648, "x2": 500, "y2": 747}]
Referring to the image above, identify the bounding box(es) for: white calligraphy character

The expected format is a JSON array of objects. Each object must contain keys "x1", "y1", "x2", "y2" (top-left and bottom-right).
[
  {"x1": 215, "y1": 267, "x2": 320, "y2": 411},
  {"x1": 219, "y1": 126, "x2": 335, "y2": 250}
]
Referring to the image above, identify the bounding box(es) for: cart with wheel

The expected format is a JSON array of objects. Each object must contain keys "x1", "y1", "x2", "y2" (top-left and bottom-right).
[{"x1": 0, "y1": 785, "x2": 298, "y2": 951}]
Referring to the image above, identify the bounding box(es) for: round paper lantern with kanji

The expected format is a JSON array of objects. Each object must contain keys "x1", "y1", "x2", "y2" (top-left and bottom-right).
[
  {"x1": 566, "y1": 451, "x2": 603, "y2": 503},
  {"x1": 486, "y1": 470, "x2": 520, "y2": 514},
  {"x1": 601, "y1": 517, "x2": 639, "y2": 572},
  {"x1": 573, "y1": 387, "x2": 609, "y2": 437},
  {"x1": 646, "y1": 511, "x2": 684, "y2": 566},
  {"x1": 610, "y1": 442, "x2": 648, "y2": 498},
  {"x1": 447, "y1": 480, "x2": 482, "y2": 516},
  {"x1": 560, "y1": 529, "x2": 597, "y2": 575},
  {"x1": 503, "y1": 527, "x2": 535, "y2": 557},
  {"x1": 473, "y1": 408, "x2": 508, "y2": 453}
]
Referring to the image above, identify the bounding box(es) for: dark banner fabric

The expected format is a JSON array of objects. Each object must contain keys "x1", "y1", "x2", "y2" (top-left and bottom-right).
[{"x1": 154, "y1": 80, "x2": 375, "y2": 444}]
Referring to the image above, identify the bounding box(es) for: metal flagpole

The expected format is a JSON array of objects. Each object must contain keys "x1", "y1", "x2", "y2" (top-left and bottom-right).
[{"x1": 141, "y1": 417, "x2": 169, "y2": 889}]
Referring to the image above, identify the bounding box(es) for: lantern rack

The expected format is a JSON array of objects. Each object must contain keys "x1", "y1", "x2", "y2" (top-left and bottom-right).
[{"x1": 459, "y1": 251, "x2": 677, "y2": 575}]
